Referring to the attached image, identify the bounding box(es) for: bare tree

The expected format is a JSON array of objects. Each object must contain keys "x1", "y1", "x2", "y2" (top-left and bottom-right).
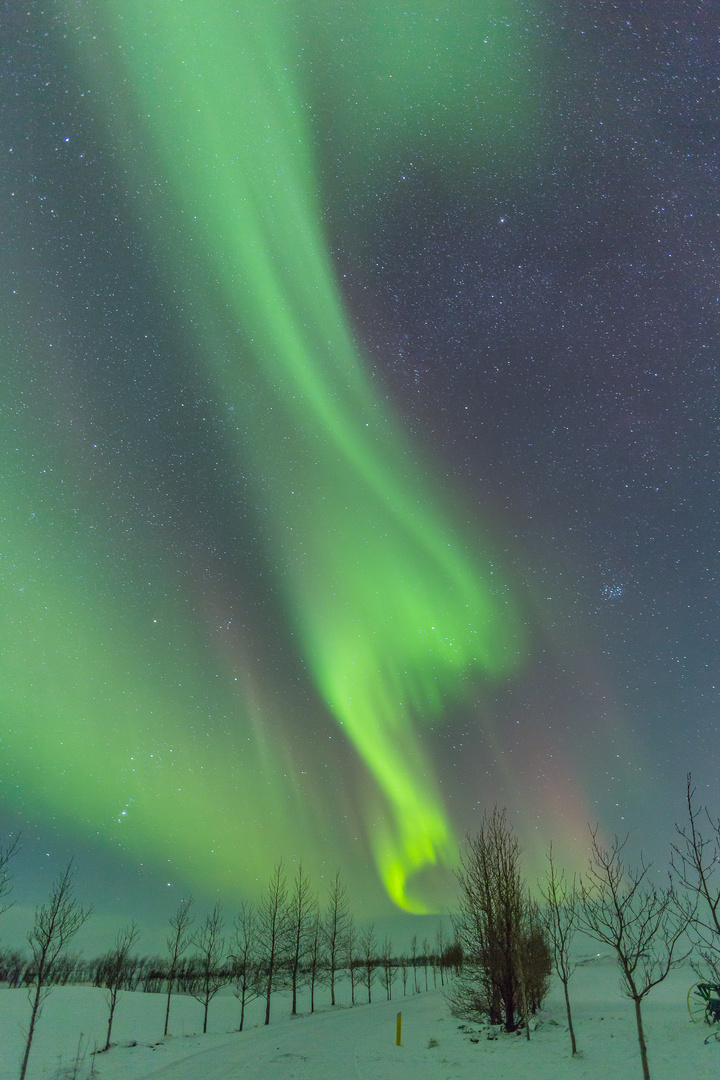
[
  {"x1": 435, "y1": 920, "x2": 447, "y2": 986},
  {"x1": 672, "y1": 773, "x2": 720, "y2": 978},
  {"x1": 410, "y1": 935, "x2": 419, "y2": 994},
  {"x1": 321, "y1": 871, "x2": 351, "y2": 1006},
  {"x1": 287, "y1": 864, "x2": 317, "y2": 1015},
  {"x1": 164, "y1": 897, "x2": 193, "y2": 1036},
  {"x1": 100, "y1": 923, "x2": 140, "y2": 1051},
  {"x1": 379, "y1": 935, "x2": 395, "y2": 1000},
  {"x1": 578, "y1": 829, "x2": 693, "y2": 1080},
  {"x1": 19, "y1": 862, "x2": 92, "y2": 1080},
  {"x1": 449, "y1": 809, "x2": 549, "y2": 1032},
  {"x1": 422, "y1": 938, "x2": 430, "y2": 991},
  {"x1": 358, "y1": 923, "x2": 377, "y2": 1004},
  {"x1": 516, "y1": 897, "x2": 552, "y2": 1040},
  {"x1": 137, "y1": 955, "x2": 166, "y2": 994},
  {"x1": 345, "y1": 917, "x2": 358, "y2": 1005},
  {"x1": 399, "y1": 953, "x2": 409, "y2": 995},
  {"x1": 0, "y1": 948, "x2": 26, "y2": 988},
  {"x1": 191, "y1": 902, "x2": 228, "y2": 1033},
  {"x1": 257, "y1": 862, "x2": 290, "y2": 1025},
  {"x1": 0, "y1": 835, "x2": 20, "y2": 917},
  {"x1": 230, "y1": 902, "x2": 262, "y2": 1031},
  {"x1": 539, "y1": 845, "x2": 580, "y2": 1055},
  {"x1": 306, "y1": 912, "x2": 322, "y2": 1013}
]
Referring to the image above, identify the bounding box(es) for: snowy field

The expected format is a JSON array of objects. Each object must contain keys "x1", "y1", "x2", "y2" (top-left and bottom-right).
[{"x1": 2, "y1": 954, "x2": 719, "y2": 1080}]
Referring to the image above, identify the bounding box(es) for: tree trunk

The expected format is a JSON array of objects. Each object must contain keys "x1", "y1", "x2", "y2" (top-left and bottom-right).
[
  {"x1": 164, "y1": 983, "x2": 173, "y2": 1037},
  {"x1": 105, "y1": 994, "x2": 117, "y2": 1052},
  {"x1": 633, "y1": 996, "x2": 651, "y2": 1080},
  {"x1": 264, "y1": 963, "x2": 273, "y2": 1025},
  {"x1": 562, "y1": 978, "x2": 578, "y2": 1055},
  {"x1": 516, "y1": 955, "x2": 530, "y2": 1041},
  {"x1": 502, "y1": 971, "x2": 517, "y2": 1033},
  {"x1": 19, "y1": 985, "x2": 43, "y2": 1080}
]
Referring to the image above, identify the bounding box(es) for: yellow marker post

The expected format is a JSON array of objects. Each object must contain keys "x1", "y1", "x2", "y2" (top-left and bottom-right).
[{"x1": 396, "y1": 1012, "x2": 402, "y2": 1046}]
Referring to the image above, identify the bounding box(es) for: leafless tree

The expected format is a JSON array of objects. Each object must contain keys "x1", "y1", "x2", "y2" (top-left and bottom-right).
[
  {"x1": 358, "y1": 923, "x2": 377, "y2": 1004},
  {"x1": 321, "y1": 871, "x2": 351, "y2": 1006},
  {"x1": 19, "y1": 861, "x2": 92, "y2": 1080},
  {"x1": 410, "y1": 934, "x2": 419, "y2": 994},
  {"x1": 345, "y1": 918, "x2": 358, "y2": 1005},
  {"x1": 164, "y1": 897, "x2": 193, "y2": 1036},
  {"x1": 137, "y1": 955, "x2": 165, "y2": 994},
  {"x1": 379, "y1": 935, "x2": 395, "y2": 1000},
  {"x1": 422, "y1": 938, "x2": 430, "y2": 991},
  {"x1": 539, "y1": 845, "x2": 580, "y2": 1055},
  {"x1": 449, "y1": 808, "x2": 550, "y2": 1032},
  {"x1": 399, "y1": 953, "x2": 409, "y2": 995},
  {"x1": 257, "y1": 862, "x2": 290, "y2": 1025},
  {"x1": 191, "y1": 902, "x2": 228, "y2": 1033},
  {"x1": 578, "y1": 828, "x2": 693, "y2": 1080},
  {"x1": 136, "y1": 955, "x2": 165, "y2": 994},
  {"x1": 0, "y1": 835, "x2": 20, "y2": 917},
  {"x1": 287, "y1": 864, "x2": 317, "y2": 1015},
  {"x1": 444, "y1": 938, "x2": 464, "y2": 975},
  {"x1": 306, "y1": 912, "x2": 322, "y2": 1013},
  {"x1": 230, "y1": 902, "x2": 262, "y2": 1031},
  {"x1": 435, "y1": 920, "x2": 447, "y2": 986},
  {"x1": 672, "y1": 773, "x2": 720, "y2": 979},
  {"x1": 0, "y1": 948, "x2": 26, "y2": 988},
  {"x1": 515, "y1": 897, "x2": 552, "y2": 1040},
  {"x1": 100, "y1": 922, "x2": 140, "y2": 1051}
]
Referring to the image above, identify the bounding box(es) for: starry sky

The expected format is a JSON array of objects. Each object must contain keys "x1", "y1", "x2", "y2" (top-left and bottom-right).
[{"x1": 1, "y1": 1, "x2": 718, "y2": 937}]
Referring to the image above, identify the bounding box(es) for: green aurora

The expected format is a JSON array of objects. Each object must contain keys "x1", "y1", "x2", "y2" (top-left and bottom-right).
[{"x1": 6, "y1": 1, "x2": 541, "y2": 911}]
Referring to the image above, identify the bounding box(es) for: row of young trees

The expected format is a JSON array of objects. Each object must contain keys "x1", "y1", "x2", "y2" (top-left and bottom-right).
[
  {"x1": 0, "y1": 854, "x2": 456, "y2": 1080},
  {"x1": 2, "y1": 774, "x2": 718, "y2": 1080},
  {"x1": 451, "y1": 777, "x2": 720, "y2": 1080}
]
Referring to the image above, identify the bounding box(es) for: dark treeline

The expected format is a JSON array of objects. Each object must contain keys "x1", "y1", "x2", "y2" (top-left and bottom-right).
[{"x1": 0, "y1": 928, "x2": 461, "y2": 1001}]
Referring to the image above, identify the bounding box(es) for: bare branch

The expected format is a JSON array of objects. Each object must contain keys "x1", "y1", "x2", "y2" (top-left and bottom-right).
[
  {"x1": 671, "y1": 773, "x2": 720, "y2": 956},
  {"x1": 539, "y1": 844, "x2": 579, "y2": 1055},
  {"x1": 0, "y1": 834, "x2": 20, "y2": 918},
  {"x1": 230, "y1": 902, "x2": 262, "y2": 1031},
  {"x1": 101, "y1": 922, "x2": 140, "y2": 1051},
  {"x1": 578, "y1": 828, "x2": 693, "y2": 1080},
  {"x1": 190, "y1": 902, "x2": 227, "y2": 1033},
  {"x1": 19, "y1": 861, "x2": 92, "y2": 1080},
  {"x1": 164, "y1": 897, "x2": 194, "y2": 1036}
]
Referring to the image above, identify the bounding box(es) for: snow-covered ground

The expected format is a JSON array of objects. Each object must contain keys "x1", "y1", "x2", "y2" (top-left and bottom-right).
[{"x1": 2, "y1": 954, "x2": 718, "y2": 1080}]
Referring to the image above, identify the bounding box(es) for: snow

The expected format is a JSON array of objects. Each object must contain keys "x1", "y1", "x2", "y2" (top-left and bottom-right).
[{"x1": 2, "y1": 954, "x2": 718, "y2": 1080}]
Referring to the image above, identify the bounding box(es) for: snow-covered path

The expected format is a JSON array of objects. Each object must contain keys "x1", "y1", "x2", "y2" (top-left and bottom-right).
[{"x1": 2, "y1": 955, "x2": 718, "y2": 1080}]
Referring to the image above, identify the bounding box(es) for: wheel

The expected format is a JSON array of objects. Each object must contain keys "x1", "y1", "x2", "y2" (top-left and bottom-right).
[{"x1": 688, "y1": 983, "x2": 710, "y2": 1023}]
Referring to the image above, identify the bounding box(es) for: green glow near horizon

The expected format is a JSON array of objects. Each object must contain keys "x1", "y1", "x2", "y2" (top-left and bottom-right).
[
  {"x1": 0, "y1": 348, "x2": 323, "y2": 891},
  {"x1": 45, "y1": 0, "x2": 535, "y2": 909}
]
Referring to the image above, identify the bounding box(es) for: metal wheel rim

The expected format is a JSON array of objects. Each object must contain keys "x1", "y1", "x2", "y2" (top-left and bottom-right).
[{"x1": 688, "y1": 983, "x2": 709, "y2": 1023}]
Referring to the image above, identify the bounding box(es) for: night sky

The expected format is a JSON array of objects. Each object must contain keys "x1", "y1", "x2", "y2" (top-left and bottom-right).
[{"x1": 1, "y1": 1, "x2": 718, "y2": 939}]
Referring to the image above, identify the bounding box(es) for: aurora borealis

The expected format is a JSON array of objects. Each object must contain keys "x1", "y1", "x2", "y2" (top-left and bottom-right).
[
  {"x1": 91, "y1": 0, "x2": 531, "y2": 910},
  {"x1": 2, "y1": 2, "x2": 718, "y2": 928}
]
